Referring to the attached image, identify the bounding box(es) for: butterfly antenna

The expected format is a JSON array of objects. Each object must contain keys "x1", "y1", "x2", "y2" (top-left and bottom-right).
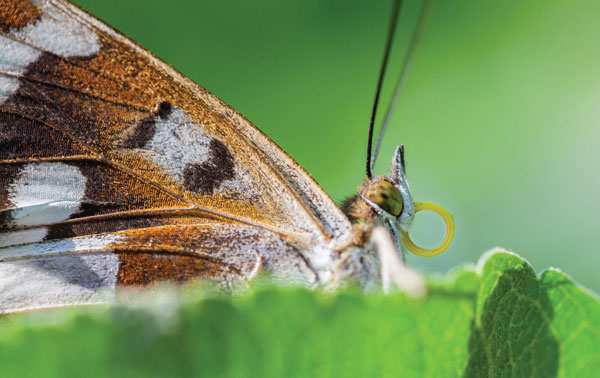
[
  {"x1": 365, "y1": 0, "x2": 402, "y2": 179},
  {"x1": 370, "y1": 0, "x2": 438, "y2": 173}
]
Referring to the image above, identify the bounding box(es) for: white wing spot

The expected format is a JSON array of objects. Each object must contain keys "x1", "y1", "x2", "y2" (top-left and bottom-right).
[
  {"x1": 0, "y1": 253, "x2": 119, "y2": 314},
  {"x1": 136, "y1": 107, "x2": 212, "y2": 183},
  {"x1": 15, "y1": 2, "x2": 100, "y2": 58},
  {"x1": 0, "y1": 34, "x2": 41, "y2": 103},
  {"x1": 131, "y1": 106, "x2": 256, "y2": 197},
  {"x1": 7, "y1": 162, "x2": 86, "y2": 228}
]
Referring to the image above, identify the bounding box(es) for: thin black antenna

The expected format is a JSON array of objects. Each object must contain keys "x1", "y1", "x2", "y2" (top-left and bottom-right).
[
  {"x1": 370, "y1": 0, "x2": 438, "y2": 172},
  {"x1": 365, "y1": 0, "x2": 402, "y2": 179}
]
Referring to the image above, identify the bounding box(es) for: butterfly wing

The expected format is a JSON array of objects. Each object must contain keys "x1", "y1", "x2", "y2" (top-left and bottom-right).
[{"x1": 0, "y1": 0, "x2": 353, "y2": 312}]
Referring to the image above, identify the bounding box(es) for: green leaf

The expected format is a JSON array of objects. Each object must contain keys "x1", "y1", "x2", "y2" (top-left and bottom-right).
[
  {"x1": 463, "y1": 250, "x2": 600, "y2": 377},
  {"x1": 0, "y1": 250, "x2": 598, "y2": 377}
]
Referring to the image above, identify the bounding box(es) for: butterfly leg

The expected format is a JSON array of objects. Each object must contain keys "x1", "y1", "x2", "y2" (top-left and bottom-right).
[{"x1": 371, "y1": 226, "x2": 425, "y2": 297}]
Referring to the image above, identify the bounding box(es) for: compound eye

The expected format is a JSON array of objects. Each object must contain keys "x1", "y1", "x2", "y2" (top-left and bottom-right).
[{"x1": 363, "y1": 180, "x2": 403, "y2": 216}]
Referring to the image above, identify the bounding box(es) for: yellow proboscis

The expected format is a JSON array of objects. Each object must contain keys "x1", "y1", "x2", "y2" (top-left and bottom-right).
[{"x1": 400, "y1": 201, "x2": 454, "y2": 257}]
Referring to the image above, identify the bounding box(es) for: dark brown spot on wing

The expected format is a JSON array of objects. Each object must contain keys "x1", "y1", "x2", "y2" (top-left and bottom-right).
[
  {"x1": 0, "y1": 0, "x2": 42, "y2": 32},
  {"x1": 4, "y1": 53, "x2": 120, "y2": 150},
  {"x1": 183, "y1": 139, "x2": 234, "y2": 194},
  {"x1": 122, "y1": 102, "x2": 173, "y2": 148},
  {"x1": 44, "y1": 223, "x2": 75, "y2": 241},
  {"x1": 122, "y1": 116, "x2": 156, "y2": 148},
  {"x1": 116, "y1": 251, "x2": 233, "y2": 286},
  {"x1": 155, "y1": 101, "x2": 172, "y2": 119}
]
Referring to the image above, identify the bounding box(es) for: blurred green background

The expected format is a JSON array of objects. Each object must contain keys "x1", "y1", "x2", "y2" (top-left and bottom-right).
[{"x1": 73, "y1": 0, "x2": 600, "y2": 292}]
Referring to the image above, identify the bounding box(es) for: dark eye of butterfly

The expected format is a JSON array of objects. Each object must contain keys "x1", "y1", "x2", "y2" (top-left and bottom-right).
[{"x1": 363, "y1": 180, "x2": 403, "y2": 217}]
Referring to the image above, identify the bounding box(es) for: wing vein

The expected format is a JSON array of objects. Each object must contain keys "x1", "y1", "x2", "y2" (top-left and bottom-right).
[{"x1": 0, "y1": 70, "x2": 151, "y2": 113}]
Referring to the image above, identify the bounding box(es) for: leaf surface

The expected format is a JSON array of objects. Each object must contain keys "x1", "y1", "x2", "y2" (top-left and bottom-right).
[{"x1": 0, "y1": 250, "x2": 598, "y2": 377}]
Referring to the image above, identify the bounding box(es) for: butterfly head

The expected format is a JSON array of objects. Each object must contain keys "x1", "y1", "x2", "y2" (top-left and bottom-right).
[
  {"x1": 342, "y1": 145, "x2": 454, "y2": 259},
  {"x1": 361, "y1": 145, "x2": 414, "y2": 230}
]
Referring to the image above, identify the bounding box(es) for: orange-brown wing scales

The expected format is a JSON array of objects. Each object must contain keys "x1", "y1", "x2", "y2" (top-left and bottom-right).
[
  {"x1": 0, "y1": 0, "x2": 41, "y2": 32},
  {"x1": 115, "y1": 252, "x2": 239, "y2": 287}
]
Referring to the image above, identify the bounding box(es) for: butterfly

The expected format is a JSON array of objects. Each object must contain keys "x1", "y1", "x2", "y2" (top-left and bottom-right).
[{"x1": 0, "y1": 0, "x2": 453, "y2": 314}]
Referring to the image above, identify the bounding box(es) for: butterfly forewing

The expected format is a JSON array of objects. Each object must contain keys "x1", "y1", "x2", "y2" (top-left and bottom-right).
[{"x1": 0, "y1": 0, "x2": 353, "y2": 313}]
